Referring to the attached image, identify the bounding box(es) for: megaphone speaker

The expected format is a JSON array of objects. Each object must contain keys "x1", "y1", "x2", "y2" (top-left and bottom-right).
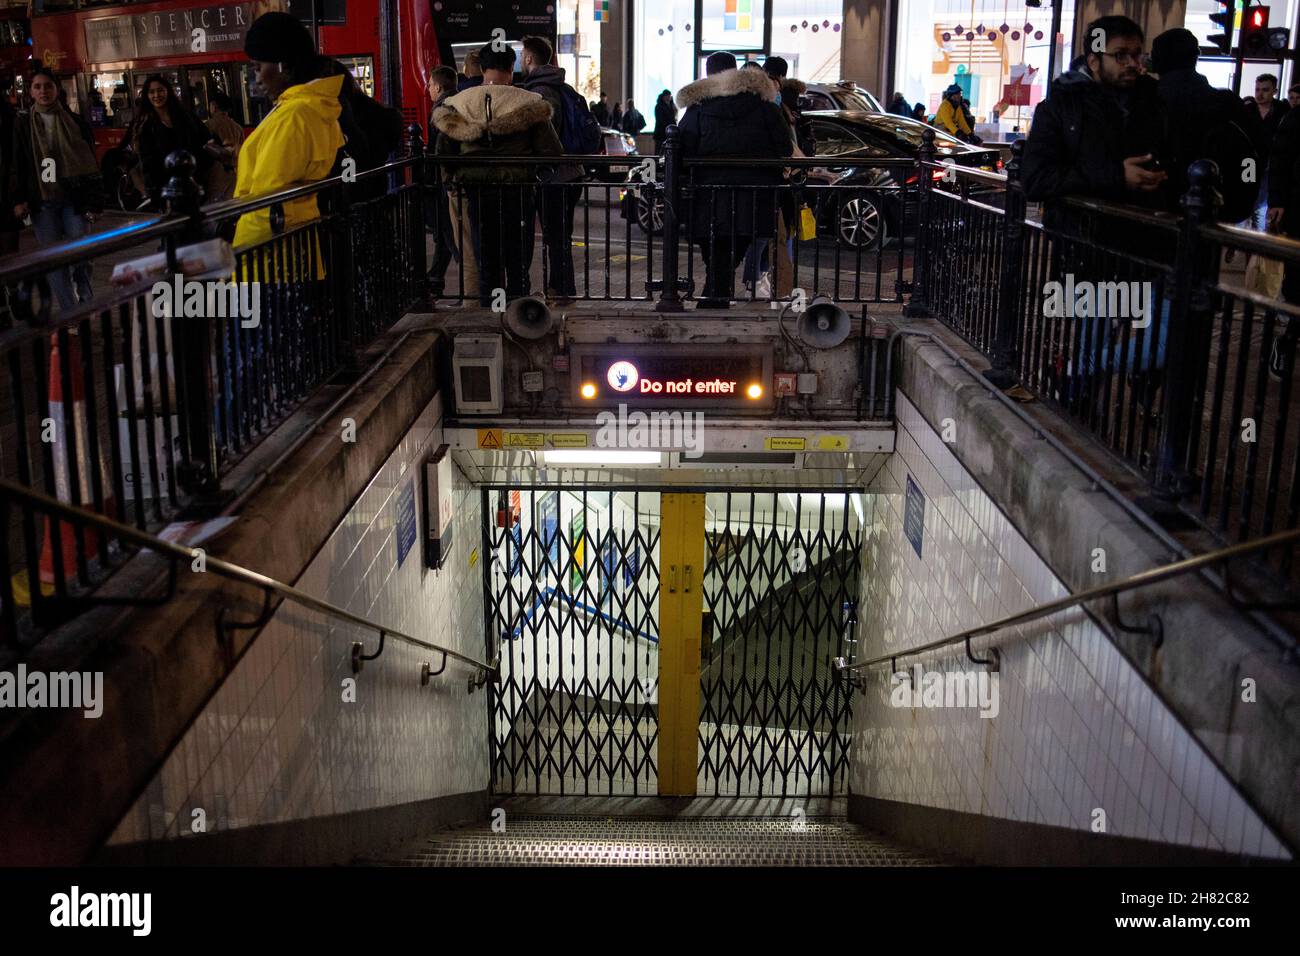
[
  {"x1": 797, "y1": 297, "x2": 851, "y2": 349},
  {"x1": 505, "y1": 296, "x2": 554, "y2": 340}
]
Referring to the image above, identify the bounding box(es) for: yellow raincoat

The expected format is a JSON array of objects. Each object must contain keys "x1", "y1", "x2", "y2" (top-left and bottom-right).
[{"x1": 233, "y1": 73, "x2": 344, "y2": 277}]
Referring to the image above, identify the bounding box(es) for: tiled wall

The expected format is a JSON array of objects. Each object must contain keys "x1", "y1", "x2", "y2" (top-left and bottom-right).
[
  {"x1": 109, "y1": 395, "x2": 488, "y2": 845},
  {"x1": 850, "y1": 393, "x2": 1290, "y2": 859}
]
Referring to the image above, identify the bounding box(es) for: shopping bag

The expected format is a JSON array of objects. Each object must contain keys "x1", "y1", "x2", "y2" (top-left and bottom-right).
[
  {"x1": 1245, "y1": 253, "x2": 1284, "y2": 300},
  {"x1": 798, "y1": 204, "x2": 817, "y2": 242}
]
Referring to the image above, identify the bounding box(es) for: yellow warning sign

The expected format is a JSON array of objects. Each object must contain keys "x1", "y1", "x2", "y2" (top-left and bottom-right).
[
  {"x1": 505, "y1": 432, "x2": 545, "y2": 448},
  {"x1": 477, "y1": 428, "x2": 502, "y2": 450},
  {"x1": 549, "y1": 433, "x2": 590, "y2": 448},
  {"x1": 468, "y1": 547, "x2": 479, "y2": 567},
  {"x1": 817, "y1": 435, "x2": 850, "y2": 451},
  {"x1": 765, "y1": 437, "x2": 807, "y2": 451}
]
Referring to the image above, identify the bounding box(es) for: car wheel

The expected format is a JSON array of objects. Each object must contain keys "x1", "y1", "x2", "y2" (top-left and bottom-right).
[
  {"x1": 635, "y1": 192, "x2": 664, "y2": 236},
  {"x1": 837, "y1": 194, "x2": 885, "y2": 250}
]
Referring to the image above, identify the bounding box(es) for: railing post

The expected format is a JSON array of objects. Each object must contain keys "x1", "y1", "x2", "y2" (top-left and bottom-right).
[
  {"x1": 655, "y1": 124, "x2": 685, "y2": 313},
  {"x1": 1152, "y1": 159, "x2": 1221, "y2": 502},
  {"x1": 986, "y1": 139, "x2": 1026, "y2": 388},
  {"x1": 903, "y1": 128, "x2": 937, "y2": 318},
  {"x1": 406, "y1": 123, "x2": 432, "y2": 312},
  {"x1": 161, "y1": 149, "x2": 219, "y2": 495}
]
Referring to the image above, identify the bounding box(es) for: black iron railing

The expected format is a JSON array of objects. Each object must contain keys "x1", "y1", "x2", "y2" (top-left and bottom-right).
[
  {"x1": 910, "y1": 127, "x2": 1300, "y2": 574},
  {"x1": 0, "y1": 138, "x2": 429, "y2": 638}
]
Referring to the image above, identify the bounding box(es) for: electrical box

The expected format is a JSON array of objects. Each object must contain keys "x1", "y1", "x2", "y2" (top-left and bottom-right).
[
  {"x1": 424, "y1": 443, "x2": 454, "y2": 570},
  {"x1": 451, "y1": 334, "x2": 503, "y2": 413}
]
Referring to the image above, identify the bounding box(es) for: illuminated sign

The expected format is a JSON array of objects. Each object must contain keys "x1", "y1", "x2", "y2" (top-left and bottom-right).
[
  {"x1": 83, "y1": 3, "x2": 255, "y2": 64},
  {"x1": 572, "y1": 344, "x2": 773, "y2": 410}
]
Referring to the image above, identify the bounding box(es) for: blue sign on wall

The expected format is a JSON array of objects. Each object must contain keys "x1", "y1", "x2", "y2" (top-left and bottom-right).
[
  {"x1": 395, "y1": 478, "x2": 418, "y2": 567},
  {"x1": 903, "y1": 473, "x2": 925, "y2": 559}
]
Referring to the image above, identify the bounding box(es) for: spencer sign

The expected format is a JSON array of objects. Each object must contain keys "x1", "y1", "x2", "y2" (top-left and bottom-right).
[
  {"x1": 572, "y1": 345, "x2": 773, "y2": 409},
  {"x1": 85, "y1": 2, "x2": 255, "y2": 64}
]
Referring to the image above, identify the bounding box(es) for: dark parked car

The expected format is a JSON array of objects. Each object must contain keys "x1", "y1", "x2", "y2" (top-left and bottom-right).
[
  {"x1": 619, "y1": 109, "x2": 1000, "y2": 247},
  {"x1": 799, "y1": 81, "x2": 885, "y2": 114},
  {"x1": 800, "y1": 111, "x2": 1002, "y2": 248}
]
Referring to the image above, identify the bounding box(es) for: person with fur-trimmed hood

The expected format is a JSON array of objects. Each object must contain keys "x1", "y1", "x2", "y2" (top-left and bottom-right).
[
  {"x1": 431, "y1": 42, "x2": 562, "y2": 306},
  {"x1": 677, "y1": 51, "x2": 793, "y2": 308}
]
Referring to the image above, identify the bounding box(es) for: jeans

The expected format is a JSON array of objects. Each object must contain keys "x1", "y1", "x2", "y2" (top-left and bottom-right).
[
  {"x1": 537, "y1": 182, "x2": 581, "y2": 298},
  {"x1": 1071, "y1": 293, "x2": 1172, "y2": 406},
  {"x1": 32, "y1": 201, "x2": 92, "y2": 311},
  {"x1": 468, "y1": 185, "x2": 535, "y2": 306}
]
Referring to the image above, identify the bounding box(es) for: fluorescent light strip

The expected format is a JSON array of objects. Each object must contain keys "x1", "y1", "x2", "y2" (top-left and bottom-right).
[{"x1": 543, "y1": 450, "x2": 664, "y2": 465}]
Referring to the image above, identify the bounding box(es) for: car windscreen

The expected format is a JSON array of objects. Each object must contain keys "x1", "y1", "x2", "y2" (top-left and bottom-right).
[
  {"x1": 857, "y1": 116, "x2": 966, "y2": 150},
  {"x1": 834, "y1": 89, "x2": 884, "y2": 113}
]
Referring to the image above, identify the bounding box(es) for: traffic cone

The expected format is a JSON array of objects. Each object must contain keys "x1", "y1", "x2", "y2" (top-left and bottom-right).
[{"x1": 38, "y1": 333, "x2": 115, "y2": 588}]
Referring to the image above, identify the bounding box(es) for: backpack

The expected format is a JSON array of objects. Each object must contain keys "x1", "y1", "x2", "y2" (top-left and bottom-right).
[
  {"x1": 1201, "y1": 119, "x2": 1260, "y2": 223},
  {"x1": 556, "y1": 85, "x2": 603, "y2": 155}
]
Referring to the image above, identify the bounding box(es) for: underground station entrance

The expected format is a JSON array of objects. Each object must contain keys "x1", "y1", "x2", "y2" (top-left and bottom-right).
[{"x1": 439, "y1": 301, "x2": 892, "y2": 799}]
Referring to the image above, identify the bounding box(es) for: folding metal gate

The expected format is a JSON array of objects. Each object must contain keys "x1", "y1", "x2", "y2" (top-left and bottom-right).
[
  {"x1": 483, "y1": 488, "x2": 662, "y2": 795},
  {"x1": 482, "y1": 487, "x2": 860, "y2": 797},
  {"x1": 698, "y1": 491, "x2": 861, "y2": 797}
]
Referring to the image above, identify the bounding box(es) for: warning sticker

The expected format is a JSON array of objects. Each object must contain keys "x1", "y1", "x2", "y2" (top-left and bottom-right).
[
  {"x1": 505, "y1": 432, "x2": 545, "y2": 448},
  {"x1": 468, "y1": 547, "x2": 479, "y2": 567},
  {"x1": 477, "y1": 428, "x2": 502, "y2": 450},
  {"x1": 548, "y1": 433, "x2": 590, "y2": 448},
  {"x1": 765, "y1": 437, "x2": 807, "y2": 451},
  {"x1": 817, "y1": 435, "x2": 850, "y2": 451}
]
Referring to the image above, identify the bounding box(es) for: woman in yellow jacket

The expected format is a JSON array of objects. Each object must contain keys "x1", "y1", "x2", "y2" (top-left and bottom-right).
[
  {"x1": 934, "y1": 84, "x2": 974, "y2": 141},
  {"x1": 234, "y1": 12, "x2": 344, "y2": 264}
]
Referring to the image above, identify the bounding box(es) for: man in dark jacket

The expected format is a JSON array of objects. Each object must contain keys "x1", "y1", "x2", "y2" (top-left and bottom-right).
[
  {"x1": 1244, "y1": 74, "x2": 1289, "y2": 230},
  {"x1": 432, "y1": 43, "x2": 562, "y2": 306},
  {"x1": 1022, "y1": 15, "x2": 1171, "y2": 241},
  {"x1": 1022, "y1": 15, "x2": 1174, "y2": 388},
  {"x1": 622, "y1": 99, "x2": 646, "y2": 135},
  {"x1": 591, "y1": 92, "x2": 610, "y2": 126},
  {"x1": 519, "y1": 34, "x2": 585, "y2": 304},
  {"x1": 426, "y1": 65, "x2": 459, "y2": 296},
  {"x1": 677, "y1": 51, "x2": 792, "y2": 308},
  {"x1": 1150, "y1": 28, "x2": 1252, "y2": 204}
]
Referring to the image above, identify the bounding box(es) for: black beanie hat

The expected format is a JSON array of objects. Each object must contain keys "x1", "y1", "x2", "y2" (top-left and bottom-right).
[
  {"x1": 705, "y1": 51, "x2": 737, "y2": 75},
  {"x1": 1151, "y1": 28, "x2": 1199, "y2": 74},
  {"x1": 244, "y1": 12, "x2": 316, "y2": 65}
]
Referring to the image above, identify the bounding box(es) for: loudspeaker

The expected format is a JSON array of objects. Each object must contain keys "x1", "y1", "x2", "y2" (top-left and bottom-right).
[
  {"x1": 505, "y1": 296, "x2": 554, "y2": 340},
  {"x1": 796, "y1": 297, "x2": 851, "y2": 349}
]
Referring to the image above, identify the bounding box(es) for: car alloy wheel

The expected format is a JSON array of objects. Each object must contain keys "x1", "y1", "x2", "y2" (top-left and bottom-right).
[{"x1": 838, "y1": 195, "x2": 884, "y2": 249}]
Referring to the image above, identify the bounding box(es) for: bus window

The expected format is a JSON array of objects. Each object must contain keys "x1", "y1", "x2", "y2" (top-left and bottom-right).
[
  {"x1": 32, "y1": 0, "x2": 75, "y2": 13},
  {"x1": 187, "y1": 64, "x2": 246, "y2": 125},
  {"x1": 243, "y1": 64, "x2": 272, "y2": 126},
  {"x1": 58, "y1": 74, "x2": 79, "y2": 116},
  {"x1": 334, "y1": 56, "x2": 376, "y2": 98},
  {"x1": 87, "y1": 71, "x2": 129, "y2": 128}
]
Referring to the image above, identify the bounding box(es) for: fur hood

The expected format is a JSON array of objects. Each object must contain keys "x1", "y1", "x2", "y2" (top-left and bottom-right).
[
  {"x1": 431, "y1": 84, "x2": 553, "y2": 142},
  {"x1": 676, "y1": 67, "x2": 777, "y2": 110},
  {"x1": 780, "y1": 78, "x2": 807, "y2": 99}
]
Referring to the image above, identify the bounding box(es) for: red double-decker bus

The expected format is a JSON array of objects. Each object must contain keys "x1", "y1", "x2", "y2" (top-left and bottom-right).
[{"x1": 27, "y1": 0, "x2": 434, "y2": 204}]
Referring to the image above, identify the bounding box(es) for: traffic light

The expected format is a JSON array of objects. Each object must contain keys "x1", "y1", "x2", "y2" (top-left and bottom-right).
[
  {"x1": 1207, "y1": 0, "x2": 1236, "y2": 56},
  {"x1": 1239, "y1": 5, "x2": 1270, "y2": 54},
  {"x1": 1240, "y1": 5, "x2": 1291, "y2": 56}
]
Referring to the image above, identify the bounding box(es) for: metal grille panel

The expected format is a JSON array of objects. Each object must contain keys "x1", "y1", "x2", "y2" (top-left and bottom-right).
[
  {"x1": 485, "y1": 488, "x2": 661, "y2": 795},
  {"x1": 699, "y1": 492, "x2": 861, "y2": 797}
]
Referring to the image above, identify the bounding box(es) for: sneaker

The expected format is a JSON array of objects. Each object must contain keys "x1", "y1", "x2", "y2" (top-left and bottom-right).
[{"x1": 1269, "y1": 336, "x2": 1293, "y2": 382}]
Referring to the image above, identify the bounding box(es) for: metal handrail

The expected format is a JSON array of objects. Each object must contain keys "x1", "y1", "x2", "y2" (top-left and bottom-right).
[
  {"x1": 836, "y1": 524, "x2": 1300, "y2": 675},
  {"x1": 0, "y1": 477, "x2": 497, "y2": 680}
]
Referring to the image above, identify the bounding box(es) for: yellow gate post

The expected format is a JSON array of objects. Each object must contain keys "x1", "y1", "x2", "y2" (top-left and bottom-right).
[{"x1": 657, "y1": 493, "x2": 706, "y2": 796}]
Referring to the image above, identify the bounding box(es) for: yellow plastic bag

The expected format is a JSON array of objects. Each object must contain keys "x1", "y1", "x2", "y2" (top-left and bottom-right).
[
  {"x1": 1245, "y1": 253, "x2": 1284, "y2": 300},
  {"x1": 798, "y1": 204, "x2": 817, "y2": 242}
]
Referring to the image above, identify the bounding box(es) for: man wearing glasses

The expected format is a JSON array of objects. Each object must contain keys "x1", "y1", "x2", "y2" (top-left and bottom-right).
[
  {"x1": 1022, "y1": 15, "x2": 1175, "y2": 396},
  {"x1": 1023, "y1": 14, "x2": 1172, "y2": 235}
]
